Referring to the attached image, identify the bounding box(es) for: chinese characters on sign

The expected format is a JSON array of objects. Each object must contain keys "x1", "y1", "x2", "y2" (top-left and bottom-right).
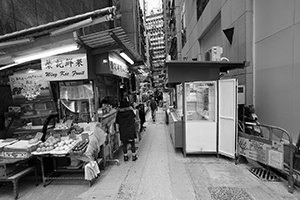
[
  {"x1": 108, "y1": 55, "x2": 129, "y2": 78},
  {"x1": 9, "y1": 70, "x2": 50, "y2": 102},
  {"x1": 238, "y1": 137, "x2": 284, "y2": 170},
  {"x1": 41, "y1": 54, "x2": 88, "y2": 81}
]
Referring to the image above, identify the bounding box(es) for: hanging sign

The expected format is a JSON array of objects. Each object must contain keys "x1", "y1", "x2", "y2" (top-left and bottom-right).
[
  {"x1": 9, "y1": 70, "x2": 50, "y2": 102},
  {"x1": 109, "y1": 55, "x2": 129, "y2": 78},
  {"x1": 41, "y1": 54, "x2": 88, "y2": 81}
]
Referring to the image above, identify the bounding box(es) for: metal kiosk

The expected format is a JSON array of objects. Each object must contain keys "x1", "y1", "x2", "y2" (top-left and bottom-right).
[{"x1": 165, "y1": 60, "x2": 246, "y2": 158}]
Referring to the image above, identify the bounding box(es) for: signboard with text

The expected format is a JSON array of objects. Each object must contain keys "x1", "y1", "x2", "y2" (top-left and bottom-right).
[
  {"x1": 108, "y1": 55, "x2": 129, "y2": 78},
  {"x1": 9, "y1": 70, "x2": 51, "y2": 102},
  {"x1": 238, "y1": 137, "x2": 284, "y2": 170},
  {"x1": 41, "y1": 54, "x2": 88, "y2": 81}
]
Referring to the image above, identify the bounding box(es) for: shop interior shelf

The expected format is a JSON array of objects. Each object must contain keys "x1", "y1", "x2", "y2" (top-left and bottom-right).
[{"x1": 20, "y1": 112, "x2": 57, "y2": 119}]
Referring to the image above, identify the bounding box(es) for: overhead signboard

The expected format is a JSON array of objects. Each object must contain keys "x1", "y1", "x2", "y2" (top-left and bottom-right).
[
  {"x1": 94, "y1": 53, "x2": 129, "y2": 79},
  {"x1": 41, "y1": 53, "x2": 88, "y2": 81},
  {"x1": 108, "y1": 55, "x2": 129, "y2": 78}
]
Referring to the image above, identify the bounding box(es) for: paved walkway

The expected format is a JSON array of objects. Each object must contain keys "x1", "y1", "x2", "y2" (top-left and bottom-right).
[{"x1": 1, "y1": 108, "x2": 300, "y2": 200}]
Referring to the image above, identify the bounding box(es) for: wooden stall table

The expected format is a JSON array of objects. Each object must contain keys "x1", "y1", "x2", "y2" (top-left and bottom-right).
[
  {"x1": 34, "y1": 147, "x2": 104, "y2": 187},
  {"x1": 0, "y1": 157, "x2": 38, "y2": 199}
]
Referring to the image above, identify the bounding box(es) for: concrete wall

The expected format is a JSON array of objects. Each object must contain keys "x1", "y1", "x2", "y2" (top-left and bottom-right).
[
  {"x1": 120, "y1": 0, "x2": 140, "y2": 52},
  {"x1": 255, "y1": 0, "x2": 300, "y2": 141},
  {"x1": 180, "y1": 0, "x2": 253, "y2": 104},
  {"x1": 0, "y1": 0, "x2": 111, "y2": 36}
]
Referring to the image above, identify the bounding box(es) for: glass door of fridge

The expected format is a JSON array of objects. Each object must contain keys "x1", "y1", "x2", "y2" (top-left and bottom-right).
[{"x1": 184, "y1": 81, "x2": 217, "y2": 154}]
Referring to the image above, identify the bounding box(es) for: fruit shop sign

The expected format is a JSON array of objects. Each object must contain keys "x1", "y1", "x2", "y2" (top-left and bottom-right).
[{"x1": 41, "y1": 54, "x2": 88, "y2": 81}]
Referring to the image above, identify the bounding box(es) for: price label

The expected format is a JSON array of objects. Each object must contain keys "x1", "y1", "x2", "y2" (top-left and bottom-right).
[
  {"x1": 81, "y1": 132, "x2": 89, "y2": 141},
  {"x1": 53, "y1": 133, "x2": 61, "y2": 141},
  {"x1": 69, "y1": 132, "x2": 76, "y2": 140},
  {"x1": 34, "y1": 132, "x2": 44, "y2": 140}
]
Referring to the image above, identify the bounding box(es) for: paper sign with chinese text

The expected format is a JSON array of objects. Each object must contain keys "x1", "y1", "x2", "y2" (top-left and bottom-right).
[
  {"x1": 41, "y1": 54, "x2": 88, "y2": 81},
  {"x1": 108, "y1": 55, "x2": 129, "y2": 78},
  {"x1": 9, "y1": 70, "x2": 50, "y2": 102},
  {"x1": 238, "y1": 136, "x2": 284, "y2": 170}
]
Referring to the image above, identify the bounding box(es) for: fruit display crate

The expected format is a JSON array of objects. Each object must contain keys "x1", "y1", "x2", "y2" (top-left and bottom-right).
[
  {"x1": 2, "y1": 140, "x2": 40, "y2": 159},
  {"x1": 31, "y1": 138, "x2": 80, "y2": 156},
  {"x1": 52, "y1": 129, "x2": 70, "y2": 136},
  {"x1": 69, "y1": 140, "x2": 89, "y2": 157}
]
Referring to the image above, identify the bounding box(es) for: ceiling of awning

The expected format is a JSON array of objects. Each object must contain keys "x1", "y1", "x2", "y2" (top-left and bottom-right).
[
  {"x1": 79, "y1": 26, "x2": 143, "y2": 63},
  {"x1": 0, "y1": 6, "x2": 145, "y2": 68},
  {"x1": 0, "y1": 6, "x2": 116, "y2": 43}
]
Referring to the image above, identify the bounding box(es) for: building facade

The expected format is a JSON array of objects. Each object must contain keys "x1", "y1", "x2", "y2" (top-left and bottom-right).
[
  {"x1": 145, "y1": 8, "x2": 166, "y2": 88},
  {"x1": 169, "y1": 0, "x2": 300, "y2": 142},
  {"x1": 0, "y1": 0, "x2": 146, "y2": 132},
  {"x1": 118, "y1": 0, "x2": 146, "y2": 63},
  {"x1": 165, "y1": 0, "x2": 178, "y2": 61}
]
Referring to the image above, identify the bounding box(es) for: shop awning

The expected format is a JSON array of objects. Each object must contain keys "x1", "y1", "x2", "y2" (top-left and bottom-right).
[
  {"x1": 0, "y1": 6, "x2": 116, "y2": 43},
  {"x1": 79, "y1": 27, "x2": 143, "y2": 63},
  {"x1": 0, "y1": 6, "x2": 144, "y2": 69},
  {"x1": 166, "y1": 60, "x2": 247, "y2": 83}
]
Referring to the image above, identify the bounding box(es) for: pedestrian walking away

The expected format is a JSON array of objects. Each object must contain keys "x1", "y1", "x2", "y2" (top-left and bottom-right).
[
  {"x1": 150, "y1": 97, "x2": 157, "y2": 122},
  {"x1": 116, "y1": 97, "x2": 138, "y2": 162},
  {"x1": 137, "y1": 103, "x2": 146, "y2": 133}
]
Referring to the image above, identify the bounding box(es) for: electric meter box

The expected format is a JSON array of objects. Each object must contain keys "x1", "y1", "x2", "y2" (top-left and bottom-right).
[{"x1": 238, "y1": 85, "x2": 245, "y2": 105}]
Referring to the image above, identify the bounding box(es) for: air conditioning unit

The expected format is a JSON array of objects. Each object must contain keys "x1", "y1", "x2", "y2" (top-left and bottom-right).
[{"x1": 204, "y1": 46, "x2": 223, "y2": 61}]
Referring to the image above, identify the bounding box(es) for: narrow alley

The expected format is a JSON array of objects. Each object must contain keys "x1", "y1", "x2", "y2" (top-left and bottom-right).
[{"x1": 0, "y1": 109, "x2": 300, "y2": 200}]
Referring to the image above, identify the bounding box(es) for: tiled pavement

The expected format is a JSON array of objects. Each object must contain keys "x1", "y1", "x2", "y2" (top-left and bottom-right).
[{"x1": 0, "y1": 108, "x2": 300, "y2": 200}]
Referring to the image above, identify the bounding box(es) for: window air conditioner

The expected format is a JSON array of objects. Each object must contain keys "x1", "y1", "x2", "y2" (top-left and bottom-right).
[{"x1": 204, "y1": 46, "x2": 223, "y2": 61}]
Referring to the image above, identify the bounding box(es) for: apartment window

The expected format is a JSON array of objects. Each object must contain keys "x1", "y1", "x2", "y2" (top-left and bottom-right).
[{"x1": 197, "y1": 0, "x2": 210, "y2": 20}]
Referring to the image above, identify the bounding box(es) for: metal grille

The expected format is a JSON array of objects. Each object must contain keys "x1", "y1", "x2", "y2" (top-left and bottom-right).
[{"x1": 249, "y1": 167, "x2": 281, "y2": 182}]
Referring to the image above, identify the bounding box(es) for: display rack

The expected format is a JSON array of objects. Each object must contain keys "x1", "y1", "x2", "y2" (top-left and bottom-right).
[{"x1": 36, "y1": 148, "x2": 104, "y2": 187}]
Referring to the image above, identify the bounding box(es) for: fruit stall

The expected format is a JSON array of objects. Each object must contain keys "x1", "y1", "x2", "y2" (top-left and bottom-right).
[
  {"x1": 0, "y1": 15, "x2": 145, "y2": 197},
  {"x1": 31, "y1": 121, "x2": 106, "y2": 187},
  {"x1": 0, "y1": 52, "x2": 125, "y2": 195}
]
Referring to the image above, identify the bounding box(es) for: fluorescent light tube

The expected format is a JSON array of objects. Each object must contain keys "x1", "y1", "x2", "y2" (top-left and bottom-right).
[
  {"x1": 13, "y1": 44, "x2": 79, "y2": 64},
  {"x1": 120, "y1": 52, "x2": 134, "y2": 65},
  {"x1": 0, "y1": 62, "x2": 18, "y2": 71},
  {"x1": 0, "y1": 38, "x2": 34, "y2": 48}
]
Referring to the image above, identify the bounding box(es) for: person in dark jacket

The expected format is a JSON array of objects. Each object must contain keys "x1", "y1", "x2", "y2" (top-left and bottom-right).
[
  {"x1": 138, "y1": 103, "x2": 146, "y2": 132},
  {"x1": 150, "y1": 97, "x2": 157, "y2": 122},
  {"x1": 116, "y1": 98, "x2": 138, "y2": 161}
]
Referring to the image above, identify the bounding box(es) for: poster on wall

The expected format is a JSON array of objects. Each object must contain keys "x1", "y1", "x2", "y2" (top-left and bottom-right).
[
  {"x1": 9, "y1": 70, "x2": 51, "y2": 103},
  {"x1": 41, "y1": 54, "x2": 88, "y2": 81},
  {"x1": 238, "y1": 137, "x2": 284, "y2": 170}
]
